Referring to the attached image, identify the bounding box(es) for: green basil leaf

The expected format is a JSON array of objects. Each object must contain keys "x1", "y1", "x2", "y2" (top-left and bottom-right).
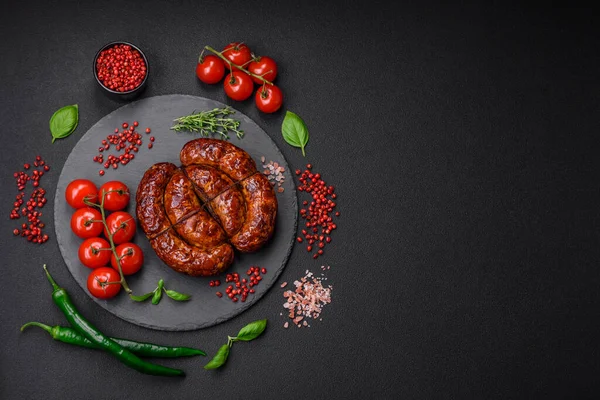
[
  {"x1": 281, "y1": 111, "x2": 309, "y2": 156},
  {"x1": 151, "y1": 289, "x2": 162, "y2": 305},
  {"x1": 164, "y1": 289, "x2": 191, "y2": 301},
  {"x1": 204, "y1": 344, "x2": 230, "y2": 370},
  {"x1": 235, "y1": 319, "x2": 267, "y2": 342},
  {"x1": 151, "y1": 280, "x2": 164, "y2": 305},
  {"x1": 129, "y1": 292, "x2": 153, "y2": 302},
  {"x1": 50, "y1": 104, "x2": 79, "y2": 143}
]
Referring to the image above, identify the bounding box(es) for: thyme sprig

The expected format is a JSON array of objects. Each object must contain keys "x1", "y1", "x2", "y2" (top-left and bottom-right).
[{"x1": 170, "y1": 107, "x2": 244, "y2": 139}]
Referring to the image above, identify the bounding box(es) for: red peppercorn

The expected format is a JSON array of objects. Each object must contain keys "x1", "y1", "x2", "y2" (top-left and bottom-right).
[
  {"x1": 148, "y1": 143, "x2": 153, "y2": 149},
  {"x1": 96, "y1": 45, "x2": 146, "y2": 92},
  {"x1": 145, "y1": 128, "x2": 151, "y2": 133},
  {"x1": 216, "y1": 292, "x2": 223, "y2": 298}
]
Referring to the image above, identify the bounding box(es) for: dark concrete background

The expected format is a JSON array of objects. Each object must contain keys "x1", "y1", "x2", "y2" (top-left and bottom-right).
[{"x1": 1, "y1": 1, "x2": 599, "y2": 398}]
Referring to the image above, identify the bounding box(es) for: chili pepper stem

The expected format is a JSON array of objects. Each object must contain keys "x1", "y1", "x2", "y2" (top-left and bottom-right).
[
  {"x1": 43, "y1": 264, "x2": 60, "y2": 291},
  {"x1": 204, "y1": 45, "x2": 274, "y2": 86},
  {"x1": 21, "y1": 321, "x2": 52, "y2": 333}
]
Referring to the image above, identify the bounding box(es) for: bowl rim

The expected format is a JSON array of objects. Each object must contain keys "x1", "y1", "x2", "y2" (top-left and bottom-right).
[{"x1": 93, "y1": 41, "x2": 149, "y2": 95}]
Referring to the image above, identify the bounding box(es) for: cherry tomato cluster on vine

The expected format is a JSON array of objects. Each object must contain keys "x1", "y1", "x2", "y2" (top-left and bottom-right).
[
  {"x1": 66, "y1": 179, "x2": 143, "y2": 299},
  {"x1": 195, "y1": 42, "x2": 283, "y2": 114}
]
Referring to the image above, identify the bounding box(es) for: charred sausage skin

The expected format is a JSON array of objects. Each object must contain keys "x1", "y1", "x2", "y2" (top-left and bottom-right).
[
  {"x1": 136, "y1": 162, "x2": 233, "y2": 276},
  {"x1": 136, "y1": 139, "x2": 277, "y2": 276},
  {"x1": 180, "y1": 138, "x2": 257, "y2": 181}
]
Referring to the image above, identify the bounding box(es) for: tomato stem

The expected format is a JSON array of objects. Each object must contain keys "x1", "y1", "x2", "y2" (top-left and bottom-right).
[
  {"x1": 96, "y1": 191, "x2": 132, "y2": 294},
  {"x1": 204, "y1": 45, "x2": 274, "y2": 86}
]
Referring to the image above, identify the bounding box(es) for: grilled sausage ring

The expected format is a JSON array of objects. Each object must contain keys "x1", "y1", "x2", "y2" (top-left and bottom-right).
[{"x1": 136, "y1": 139, "x2": 277, "y2": 276}]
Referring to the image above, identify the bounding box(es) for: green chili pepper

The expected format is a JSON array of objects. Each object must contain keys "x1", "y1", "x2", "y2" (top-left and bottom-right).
[
  {"x1": 43, "y1": 265, "x2": 185, "y2": 377},
  {"x1": 21, "y1": 322, "x2": 205, "y2": 358}
]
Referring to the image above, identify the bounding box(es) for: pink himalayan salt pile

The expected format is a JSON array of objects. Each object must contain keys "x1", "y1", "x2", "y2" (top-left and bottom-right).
[{"x1": 281, "y1": 269, "x2": 332, "y2": 328}]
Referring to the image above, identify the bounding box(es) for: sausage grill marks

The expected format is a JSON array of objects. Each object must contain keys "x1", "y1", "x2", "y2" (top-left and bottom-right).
[
  {"x1": 136, "y1": 139, "x2": 278, "y2": 277},
  {"x1": 144, "y1": 167, "x2": 260, "y2": 241}
]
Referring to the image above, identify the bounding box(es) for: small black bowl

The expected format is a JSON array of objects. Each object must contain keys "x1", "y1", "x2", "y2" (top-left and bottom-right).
[{"x1": 93, "y1": 41, "x2": 149, "y2": 101}]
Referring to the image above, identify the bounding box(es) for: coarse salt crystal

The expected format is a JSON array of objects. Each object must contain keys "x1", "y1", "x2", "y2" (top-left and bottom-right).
[{"x1": 281, "y1": 269, "x2": 333, "y2": 329}]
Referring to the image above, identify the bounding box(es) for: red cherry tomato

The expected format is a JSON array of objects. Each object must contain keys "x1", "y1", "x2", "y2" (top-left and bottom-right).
[
  {"x1": 65, "y1": 179, "x2": 98, "y2": 209},
  {"x1": 71, "y1": 207, "x2": 103, "y2": 239},
  {"x1": 224, "y1": 71, "x2": 254, "y2": 101},
  {"x1": 196, "y1": 55, "x2": 226, "y2": 84},
  {"x1": 78, "y1": 237, "x2": 111, "y2": 269},
  {"x1": 222, "y1": 42, "x2": 252, "y2": 69},
  {"x1": 87, "y1": 267, "x2": 122, "y2": 299},
  {"x1": 104, "y1": 211, "x2": 136, "y2": 245},
  {"x1": 111, "y1": 242, "x2": 144, "y2": 275},
  {"x1": 99, "y1": 181, "x2": 130, "y2": 211},
  {"x1": 247, "y1": 56, "x2": 278, "y2": 84},
  {"x1": 255, "y1": 85, "x2": 283, "y2": 113}
]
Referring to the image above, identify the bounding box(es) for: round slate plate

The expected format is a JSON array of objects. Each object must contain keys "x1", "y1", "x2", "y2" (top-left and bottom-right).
[{"x1": 54, "y1": 94, "x2": 297, "y2": 331}]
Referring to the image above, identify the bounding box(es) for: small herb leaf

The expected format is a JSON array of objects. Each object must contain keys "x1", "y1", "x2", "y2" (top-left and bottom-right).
[
  {"x1": 129, "y1": 292, "x2": 153, "y2": 302},
  {"x1": 50, "y1": 104, "x2": 79, "y2": 143},
  {"x1": 235, "y1": 319, "x2": 267, "y2": 342},
  {"x1": 164, "y1": 289, "x2": 191, "y2": 301},
  {"x1": 151, "y1": 280, "x2": 164, "y2": 305},
  {"x1": 151, "y1": 289, "x2": 162, "y2": 305},
  {"x1": 171, "y1": 107, "x2": 244, "y2": 139},
  {"x1": 204, "y1": 344, "x2": 230, "y2": 370},
  {"x1": 281, "y1": 111, "x2": 309, "y2": 156}
]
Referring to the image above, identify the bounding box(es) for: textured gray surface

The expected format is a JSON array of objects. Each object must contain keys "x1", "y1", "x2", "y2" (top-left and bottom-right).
[
  {"x1": 53, "y1": 95, "x2": 297, "y2": 330},
  {"x1": 3, "y1": 1, "x2": 600, "y2": 399}
]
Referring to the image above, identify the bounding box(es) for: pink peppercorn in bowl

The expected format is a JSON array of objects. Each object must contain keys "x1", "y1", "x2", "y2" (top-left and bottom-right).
[{"x1": 93, "y1": 41, "x2": 149, "y2": 101}]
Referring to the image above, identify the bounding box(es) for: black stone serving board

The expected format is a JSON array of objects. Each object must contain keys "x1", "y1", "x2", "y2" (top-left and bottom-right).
[{"x1": 53, "y1": 94, "x2": 297, "y2": 331}]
